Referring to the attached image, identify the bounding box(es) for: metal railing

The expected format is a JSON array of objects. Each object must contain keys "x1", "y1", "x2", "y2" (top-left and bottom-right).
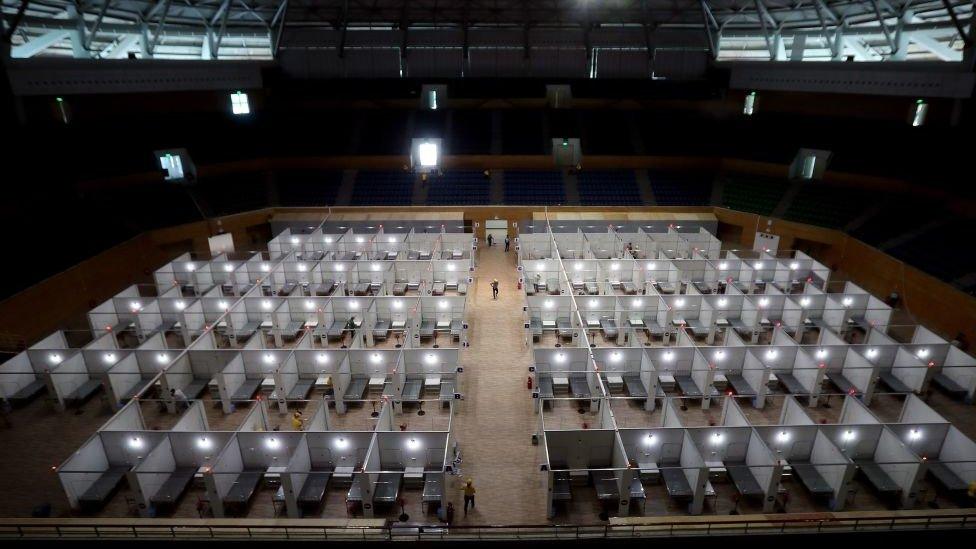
[{"x1": 0, "y1": 510, "x2": 972, "y2": 541}]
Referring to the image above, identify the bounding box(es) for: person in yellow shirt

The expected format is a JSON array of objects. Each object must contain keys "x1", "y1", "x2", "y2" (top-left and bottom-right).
[
  {"x1": 463, "y1": 478, "x2": 476, "y2": 515},
  {"x1": 291, "y1": 411, "x2": 304, "y2": 431}
]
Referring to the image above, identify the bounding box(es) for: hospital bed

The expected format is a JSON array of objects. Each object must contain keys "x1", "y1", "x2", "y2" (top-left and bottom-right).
[
  {"x1": 336, "y1": 252, "x2": 358, "y2": 261},
  {"x1": 450, "y1": 319, "x2": 463, "y2": 340},
  {"x1": 149, "y1": 467, "x2": 197, "y2": 508},
  {"x1": 372, "y1": 319, "x2": 391, "y2": 341},
  {"x1": 601, "y1": 374, "x2": 624, "y2": 394},
  {"x1": 684, "y1": 319, "x2": 707, "y2": 338},
  {"x1": 620, "y1": 281, "x2": 638, "y2": 295},
  {"x1": 316, "y1": 320, "x2": 345, "y2": 342},
  {"x1": 392, "y1": 282, "x2": 407, "y2": 296},
  {"x1": 402, "y1": 378, "x2": 423, "y2": 402},
  {"x1": 231, "y1": 320, "x2": 261, "y2": 342},
  {"x1": 789, "y1": 461, "x2": 833, "y2": 497},
  {"x1": 552, "y1": 472, "x2": 572, "y2": 502},
  {"x1": 931, "y1": 373, "x2": 967, "y2": 399},
  {"x1": 287, "y1": 378, "x2": 315, "y2": 400},
  {"x1": 439, "y1": 381, "x2": 456, "y2": 404},
  {"x1": 77, "y1": 465, "x2": 130, "y2": 509},
  {"x1": 584, "y1": 281, "x2": 599, "y2": 295},
  {"x1": 431, "y1": 282, "x2": 446, "y2": 296},
  {"x1": 569, "y1": 376, "x2": 591, "y2": 398},
  {"x1": 352, "y1": 283, "x2": 371, "y2": 296},
  {"x1": 728, "y1": 318, "x2": 754, "y2": 339},
  {"x1": 591, "y1": 470, "x2": 620, "y2": 503},
  {"x1": 419, "y1": 320, "x2": 435, "y2": 341},
  {"x1": 640, "y1": 317, "x2": 666, "y2": 338},
  {"x1": 536, "y1": 375, "x2": 554, "y2": 399},
  {"x1": 231, "y1": 378, "x2": 262, "y2": 401},
  {"x1": 181, "y1": 377, "x2": 210, "y2": 399},
  {"x1": 777, "y1": 372, "x2": 809, "y2": 396},
  {"x1": 422, "y1": 473, "x2": 444, "y2": 506},
  {"x1": 7, "y1": 378, "x2": 46, "y2": 404},
  {"x1": 661, "y1": 466, "x2": 693, "y2": 499},
  {"x1": 692, "y1": 282, "x2": 713, "y2": 294},
  {"x1": 547, "y1": 279, "x2": 560, "y2": 295},
  {"x1": 926, "y1": 460, "x2": 969, "y2": 495},
  {"x1": 725, "y1": 374, "x2": 756, "y2": 397},
  {"x1": 654, "y1": 282, "x2": 676, "y2": 295},
  {"x1": 600, "y1": 317, "x2": 618, "y2": 339},
  {"x1": 347, "y1": 473, "x2": 401, "y2": 506},
  {"x1": 623, "y1": 375, "x2": 648, "y2": 398},
  {"x1": 222, "y1": 470, "x2": 263, "y2": 514},
  {"x1": 826, "y1": 372, "x2": 861, "y2": 396},
  {"x1": 315, "y1": 280, "x2": 337, "y2": 296},
  {"x1": 878, "y1": 370, "x2": 912, "y2": 394},
  {"x1": 529, "y1": 317, "x2": 543, "y2": 341},
  {"x1": 854, "y1": 459, "x2": 901, "y2": 497},
  {"x1": 380, "y1": 250, "x2": 398, "y2": 260},
  {"x1": 725, "y1": 462, "x2": 764, "y2": 498},
  {"x1": 280, "y1": 320, "x2": 305, "y2": 340},
  {"x1": 674, "y1": 375, "x2": 703, "y2": 398},
  {"x1": 343, "y1": 376, "x2": 368, "y2": 401},
  {"x1": 297, "y1": 471, "x2": 331, "y2": 509},
  {"x1": 66, "y1": 378, "x2": 103, "y2": 405},
  {"x1": 278, "y1": 282, "x2": 298, "y2": 297},
  {"x1": 557, "y1": 318, "x2": 574, "y2": 339}
]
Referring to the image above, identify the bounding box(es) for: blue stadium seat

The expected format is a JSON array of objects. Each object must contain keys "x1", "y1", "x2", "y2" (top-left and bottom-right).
[
  {"x1": 427, "y1": 171, "x2": 491, "y2": 205},
  {"x1": 504, "y1": 171, "x2": 566, "y2": 205},
  {"x1": 649, "y1": 173, "x2": 713, "y2": 205},
  {"x1": 577, "y1": 171, "x2": 643, "y2": 206},
  {"x1": 351, "y1": 171, "x2": 415, "y2": 206}
]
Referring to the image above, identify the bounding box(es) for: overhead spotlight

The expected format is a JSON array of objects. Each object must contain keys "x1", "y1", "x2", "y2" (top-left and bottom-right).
[{"x1": 316, "y1": 353, "x2": 329, "y2": 364}]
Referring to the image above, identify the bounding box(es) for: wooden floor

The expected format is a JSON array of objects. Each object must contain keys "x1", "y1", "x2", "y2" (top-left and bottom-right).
[{"x1": 0, "y1": 243, "x2": 974, "y2": 524}]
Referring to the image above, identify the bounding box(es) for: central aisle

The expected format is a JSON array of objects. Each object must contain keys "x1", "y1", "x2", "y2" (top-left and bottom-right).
[{"x1": 447, "y1": 240, "x2": 549, "y2": 525}]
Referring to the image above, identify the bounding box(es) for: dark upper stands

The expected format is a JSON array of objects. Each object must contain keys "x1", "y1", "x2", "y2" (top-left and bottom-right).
[
  {"x1": 276, "y1": 170, "x2": 343, "y2": 206},
  {"x1": 577, "y1": 171, "x2": 643, "y2": 205},
  {"x1": 721, "y1": 177, "x2": 787, "y2": 215},
  {"x1": 504, "y1": 171, "x2": 566, "y2": 205},
  {"x1": 351, "y1": 171, "x2": 415, "y2": 206},
  {"x1": 886, "y1": 221, "x2": 976, "y2": 286},
  {"x1": 783, "y1": 184, "x2": 875, "y2": 229},
  {"x1": 649, "y1": 173, "x2": 713, "y2": 205},
  {"x1": 427, "y1": 171, "x2": 491, "y2": 205}
]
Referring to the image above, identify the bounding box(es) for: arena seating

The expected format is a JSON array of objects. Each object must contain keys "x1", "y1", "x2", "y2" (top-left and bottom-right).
[
  {"x1": 503, "y1": 171, "x2": 566, "y2": 205},
  {"x1": 276, "y1": 170, "x2": 343, "y2": 206},
  {"x1": 649, "y1": 173, "x2": 713, "y2": 205},
  {"x1": 783, "y1": 184, "x2": 875, "y2": 229},
  {"x1": 721, "y1": 177, "x2": 787, "y2": 215},
  {"x1": 351, "y1": 171, "x2": 415, "y2": 206},
  {"x1": 577, "y1": 171, "x2": 643, "y2": 205},
  {"x1": 427, "y1": 171, "x2": 491, "y2": 205}
]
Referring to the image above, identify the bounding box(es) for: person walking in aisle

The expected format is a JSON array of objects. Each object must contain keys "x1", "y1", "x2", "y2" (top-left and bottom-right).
[
  {"x1": 463, "y1": 479, "x2": 476, "y2": 515},
  {"x1": 487, "y1": 234, "x2": 494, "y2": 247},
  {"x1": 491, "y1": 279, "x2": 499, "y2": 300},
  {"x1": 504, "y1": 236, "x2": 510, "y2": 252}
]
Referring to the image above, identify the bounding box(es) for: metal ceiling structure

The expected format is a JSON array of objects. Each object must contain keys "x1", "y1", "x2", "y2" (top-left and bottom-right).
[{"x1": 1, "y1": 0, "x2": 973, "y2": 62}]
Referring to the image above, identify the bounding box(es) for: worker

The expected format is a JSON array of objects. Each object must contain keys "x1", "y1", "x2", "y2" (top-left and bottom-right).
[
  {"x1": 291, "y1": 411, "x2": 305, "y2": 431},
  {"x1": 491, "y1": 279, "x2": 499, "y2": 300},
  {"x1": 463, "y1": 478, "x2": 476, "y2": 515},
  {"x1": 170, "y1": 388, "x2": 188, "y2": 411},
  {"x1": 487, "y1": 233, "x2": 494, "y2": 247},
  {"x1": 504, "y1": 236, "x2": 510, "y2": 252},
  {"x1": 437, "y1": 501, "x2": 455, "y2": 524}
]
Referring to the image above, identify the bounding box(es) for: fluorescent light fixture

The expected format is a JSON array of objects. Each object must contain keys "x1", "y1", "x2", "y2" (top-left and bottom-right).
[
  {"x1": 816, "y1": 349, "x2": 828, "y2": 359},
  {"x1": 647, "y1": 262, "x2": 656, "y2": 270},
  {"x1": 335, "y1": 264, "x2": 345, "y2": 271},
  {"x1": 298, "y1": 264, "x2": 308, "y2": 272},
  {"x1": 197, "y1": 437, "x2": 212, "y2": 450},
  {"x1": 743, "y1": 91, "x2": 757, "y2": 116},
  {"x1": 674, "y1": 298, "x2": 685, "y2": 307},
  {"x1": 356, "y1": 237, "x2": 365, "y2": 244},
  {"x1": 912, "y1": 99, "x2": 928, "y2": 127},
  {"x1": 766, "y1": 349, "x2": 778, "y2": 360},
  {"x1": 574, "y1": 263, "x2": 583, "y2": 271},
  {"x1": 662, "y1": 351, "x2": 674, "y2": 362},
  {"x1": 644, "y1": 434, "x2": 656, "y2": 446},
  {"x1": 758, "y1": 298, "x2": 769, "y2": 308},
  {"x1": 713, "y1": 350, "x2": 725, "y2": 361},
  {"x1": 418, "y1": 142, "x2": 439, "y2": 167},
  {"x1": 909, "y1": 429, "x2": 922, "y2": 441},
  {"x1": 348, "y1": 300, "x2": 359, "y2": 309},
  {"x1": 393, "y1": 300, "x2": 403, "y2": 309},
  {"x1": 266, "y1": 437, "x2": 281, "y2": 450},
  {"x1": 610, "y1": 352, "x2": 622, "y2": 363},
  {"x1": 305, "y1": 300, "x2": 315, "y2": 310},
  {"x1": 611, "y1": 263, "x2": 620, "y2": 271},
  {"x1": 261, "y1": 263, "x2": 270, "y2": 272},
  {"x1": 866, "y1": 348, "x2": 878, "y2": 358},
  {"x1": 633, "y1": 299, "x2": 643, "y2": 308},
  {"x1": 589, "y1": 299, "x2": 598, "y2": 307},
  {"x1": 842, "y1": 297, "x2": 853, "y2": 307},
  {"x1": 712, "y1": 432, "x2": 723, "y2": 444},
  {"x1": 186, "y1": 263, "x2": 196, "y2": 272},
  {"x1": 718, "y1": 262, "x2": 728, "y2": 270},
  {"x1": 800, "y1": 298, "x2": 811, "y2": 308},
  {"x1": 230, "y1": 91, "x2": 250, "y2": 115},
  {"x1": 555, "y1": 352, "x2": 566, "y2": 363},
  {"x1": 290, "y1": 237, "x2": 300, "y2": 245},
  {"x1": 49, "y1": 353, "x2": 62, "y2": 364},
  {"x1": 425, "y1": 353, "x2": 438, "y2": 365},
  {"x1": 218, "y1": 301, "x2": 229, "y2": 310},
  {"x1": 447, "y1": 264, "x2": 456, "y2": 271},
  {"x1": 130, "y1": 301, "x2": 142, "y2": 312},
  {"x1": 754, "y1": 262, "x2": 763, "y2": 270},
  {"x1": 371, "y1": 263, "x2": 382, "y2": 272},
  {"x1": 223, "y1": 264, "x2": 234, "y2": 272},
  {"x1": 842, "y1": 430, "x2": 856, "y2": 442},
  {"x1": 916, "y1": 348, "x2": 929, "y2": 358},
  {"x1": 325, "y1": 237, "x2": 333, "y2": 244},
  {"x1": 544, "y1": 300, "x2": 554, "y2": 309},
  {"x1": 388, "y1": 237, "x2": 396, "y2": 243},
  {"x1": 156, "y1": 353, "x2": 170, "y2": 364},
  {"x1": 128, "y1": 437, "x2": 144, "y2": 450},
  {"x1": 778, "y1": 431, "x2": 790, "y2": 443},
  {"x1": 717, "y1": 298, "x2": 727, "y2": 308},
  {"x1": 438, "y1": 300, "x2": 449, "y2": 310},
  {"x1": 316, "y1": 353, "x2": 329, "y2": 364},
  {"x1": 789, "y1": 262, "x2": 799, "y2": 270}
]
